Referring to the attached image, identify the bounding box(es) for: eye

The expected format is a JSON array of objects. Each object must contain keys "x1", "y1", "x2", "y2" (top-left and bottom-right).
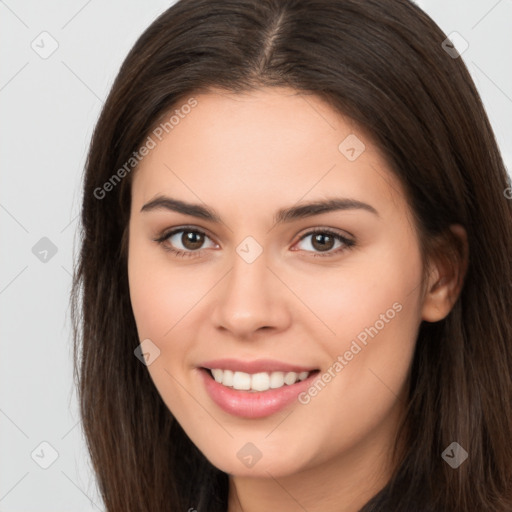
[
  {"x1": 294, "y1": 229, "x2": 355, "y2": 257},
  {"x1": 154, "y1": 226, "x2": 355, "y2": 259},
  {"x1": 154, "y1": 227, "x2": 217, "y2": 258}
]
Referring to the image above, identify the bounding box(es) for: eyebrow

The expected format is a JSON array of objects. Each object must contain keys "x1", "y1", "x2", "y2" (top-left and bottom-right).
[{"x1": 140, "y1": 195, "x2": 379, "y2": 223}]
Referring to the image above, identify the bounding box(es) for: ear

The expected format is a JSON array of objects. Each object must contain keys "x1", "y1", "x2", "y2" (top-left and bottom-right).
[{"x1": 421, "y1": 224, "x2": 468, "y2": 323}]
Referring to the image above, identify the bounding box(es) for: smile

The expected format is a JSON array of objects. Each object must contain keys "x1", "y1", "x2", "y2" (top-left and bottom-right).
[
  {"x1": 198, "y1": 361, "x2": 321, "y2": 418},
  {"x1": 207, "y1": 368, "x2": 312, "y2": 392}
]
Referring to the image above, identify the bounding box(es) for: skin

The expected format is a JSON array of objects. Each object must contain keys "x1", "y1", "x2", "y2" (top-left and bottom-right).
[{"x1": 127, "y1": 87, "x2": 467, "y2": 512}]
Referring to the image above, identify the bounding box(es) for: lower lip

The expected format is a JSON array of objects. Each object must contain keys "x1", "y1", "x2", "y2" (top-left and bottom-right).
[{"x1": 198, "y1": 368, "x2": 319, "y2": 419}]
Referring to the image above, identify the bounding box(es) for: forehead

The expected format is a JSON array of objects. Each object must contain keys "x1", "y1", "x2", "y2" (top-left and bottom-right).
[{"x1": 131, "y1": 87, "x2": 409, "y2": 223}]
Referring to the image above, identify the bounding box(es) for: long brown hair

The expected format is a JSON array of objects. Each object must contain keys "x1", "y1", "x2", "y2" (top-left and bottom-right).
[{"x1": 71, "y1": 0, "x2": 512, "y2": 510}]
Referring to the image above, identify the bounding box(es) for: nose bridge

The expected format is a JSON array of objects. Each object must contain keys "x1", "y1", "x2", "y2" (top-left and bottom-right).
[{"x1": 212, "y1": 243, "x2": 289, "y2": 336}]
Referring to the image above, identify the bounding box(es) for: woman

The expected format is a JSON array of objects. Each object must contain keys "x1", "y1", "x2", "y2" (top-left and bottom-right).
[{"x1": 71, "y1": 0, "x2": 512, "y2": 510}]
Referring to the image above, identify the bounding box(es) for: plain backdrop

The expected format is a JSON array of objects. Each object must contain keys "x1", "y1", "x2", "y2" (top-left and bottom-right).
[{"x1": 1, "y1": 1, "x2": 511, "y2": 510}]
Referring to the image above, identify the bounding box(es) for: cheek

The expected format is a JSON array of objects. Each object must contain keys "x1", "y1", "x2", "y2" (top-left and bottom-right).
[
  {"x1": 305, "y1": 242, "x2": 422, "y2": 442},
  {"x1": 287, "y1": 236, "x2": 423, "y2": 346},
  {"x1": 127, "y1": 234, "x2": 207, "y2": 339},
  {"x1": 127, "y1": 237, "x2": 203, "y2": 414},
  {"x1": 306, "y1": 305, "x2": 418, "y2": 463}
]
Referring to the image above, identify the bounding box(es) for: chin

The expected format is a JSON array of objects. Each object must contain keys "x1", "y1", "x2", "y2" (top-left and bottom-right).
[{"x1": 196, "y1": 438, "x2": 315, "y2": 479}]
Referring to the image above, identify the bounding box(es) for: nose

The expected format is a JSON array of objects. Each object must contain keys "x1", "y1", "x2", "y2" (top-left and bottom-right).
[{"x1": 211, "y1": 248, "x2": 292, "y2": 340}]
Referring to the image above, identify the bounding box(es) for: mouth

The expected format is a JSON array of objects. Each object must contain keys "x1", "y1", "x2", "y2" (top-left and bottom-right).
[
  {"x1": 198, "y1": 365, "x2": 321, "y2": 419},
  {"x1": 202, "y1": 367, "x2": 319, "y2": 393}
]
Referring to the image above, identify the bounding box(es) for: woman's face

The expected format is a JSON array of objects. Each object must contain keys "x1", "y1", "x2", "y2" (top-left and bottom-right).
[{"x1": 127, "y1": 87, "x2": 432, "y2": 480}]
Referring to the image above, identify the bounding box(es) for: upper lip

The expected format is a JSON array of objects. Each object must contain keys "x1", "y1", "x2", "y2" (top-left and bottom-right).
[{"x1": 199, "y1": 358, "x2": 318, "y2": 374}]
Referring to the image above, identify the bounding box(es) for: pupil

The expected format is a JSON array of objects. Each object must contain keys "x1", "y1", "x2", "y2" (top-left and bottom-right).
[
  {"x1": 183, "y1": 231, "x2": 203, "y2": 250},
  {"x1": 312, "y1": 233, "x2": 334, "y2": 251}
]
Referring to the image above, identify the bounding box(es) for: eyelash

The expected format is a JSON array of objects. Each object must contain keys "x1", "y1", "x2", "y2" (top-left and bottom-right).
[{"x1": 154, "y1": 226, "x2": 356, "y2": 259}]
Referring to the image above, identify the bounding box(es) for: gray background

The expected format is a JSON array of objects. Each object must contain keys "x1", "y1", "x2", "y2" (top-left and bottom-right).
[{"x1": 1, "y1": 1, "x2": 510, "y2": 510}]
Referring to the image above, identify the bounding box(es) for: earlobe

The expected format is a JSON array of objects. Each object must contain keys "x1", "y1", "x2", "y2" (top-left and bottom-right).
[{"x1": 420, "y1": 224, "x2": 468, "y2": 323}]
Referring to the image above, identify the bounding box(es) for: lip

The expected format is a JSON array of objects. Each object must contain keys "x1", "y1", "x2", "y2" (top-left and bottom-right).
[
  {"x1": 198, "y1": 367, "x2": 320, "y2": 419},
  {"x1": 199, "y1": 358, "x2": 318, "y2": 374}
]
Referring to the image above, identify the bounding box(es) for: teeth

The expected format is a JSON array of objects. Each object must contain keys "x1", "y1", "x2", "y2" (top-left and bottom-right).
[
  {"x1": 269, "y1": 371, "x2": 285, "y2": 389},
  {"x1": 233, "y1": 371, "x2": 251, "y2": 390},
  {"x1": 209, "y1": 369, "x2": 311, "y2": 392},
  {"x1": 251, "y1": 372, "x2": 270, "y2": 391}
]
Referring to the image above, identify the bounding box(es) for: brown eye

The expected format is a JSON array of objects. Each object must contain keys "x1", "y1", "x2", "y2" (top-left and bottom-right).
[
  {"x1": 310, "y1": 233, "x2": 336, "y2": 252},
  {"x1": 180, "y1": 231, "x2": 205, "y2": 250},
  {"x1": 295, "y1": 229, "x2": 355, "y2": 257},
  {"x1": 156, "y1": 228, "x2": 217, "y2": 258}
]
